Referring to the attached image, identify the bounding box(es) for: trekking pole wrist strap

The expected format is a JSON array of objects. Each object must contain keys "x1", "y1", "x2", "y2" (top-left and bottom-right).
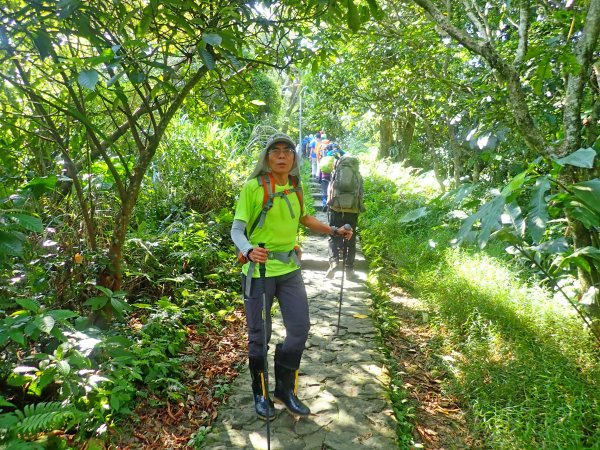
[{"x1": 330, "y1": 226, "x2": 338, "y2": 236}]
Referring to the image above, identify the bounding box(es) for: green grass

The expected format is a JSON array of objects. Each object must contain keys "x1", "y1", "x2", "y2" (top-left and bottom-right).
[
  {"x1": 419, "y1": 248, "x2": 600, "y2": 449},
  {"x1": 359, "y1": 162, "x2": 600, "y2": 449}
]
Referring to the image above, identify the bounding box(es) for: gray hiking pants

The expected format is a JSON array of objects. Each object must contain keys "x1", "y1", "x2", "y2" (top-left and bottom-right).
[{"x1": 242, "y1": 269, "x2": 310, "y2": 359}]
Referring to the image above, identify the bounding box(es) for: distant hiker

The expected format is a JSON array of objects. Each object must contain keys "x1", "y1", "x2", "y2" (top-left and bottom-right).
[
  {"x1": 326, "y1": 154, "x2": 365, "y2": 279},
  {"x1": 309, "y1": 132, "x2": 321, "y2": 180},
  {"x1": 231, "y1": 132, "x2": 352, "y2": 420},
  {"x1": 302, "y1": 134, "x2": 312, "y2": 158},
  {"x1": 315, "y1": 135, "x2": 330, "y2": 181},
  {"x1": 318, "y1": 143, "x2": 345, "y2": 212}
]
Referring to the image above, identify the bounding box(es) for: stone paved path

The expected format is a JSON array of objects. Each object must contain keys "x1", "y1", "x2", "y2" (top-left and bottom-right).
[{"x1": 201, "y1": 181, "x2": 398, "y2": 449}]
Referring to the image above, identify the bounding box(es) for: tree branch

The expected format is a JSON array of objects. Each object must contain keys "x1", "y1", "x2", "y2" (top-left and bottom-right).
[
  {"x1": 412, "y1": 0, "x2": 550, "y2": 158},
  {"x1": 514, "y1": 0, "x2": 530, "y2": 67}
]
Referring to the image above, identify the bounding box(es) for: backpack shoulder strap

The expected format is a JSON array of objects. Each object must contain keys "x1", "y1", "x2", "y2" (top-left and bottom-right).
[
  {"x1": 289, "y1": 175, "x2": 304, "y2": 216},
  {"x1": 248, "y1": 173, "x2": 304, "y2": 238},
  {"x1": 248, "y1": 174, "x2": 275, "y2": 237}
]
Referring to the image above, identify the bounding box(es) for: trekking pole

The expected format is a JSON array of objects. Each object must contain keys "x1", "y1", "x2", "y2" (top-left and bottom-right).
[
  {"x1": 336, "y1": 224, "x2": 352, "y2": 336},
  {"x1": 258, "y1": 243, "x2": 271, "y2": 449}
]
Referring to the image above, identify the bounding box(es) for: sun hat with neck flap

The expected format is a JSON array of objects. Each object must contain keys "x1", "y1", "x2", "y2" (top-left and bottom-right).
[{"x1": 248, "y1": 133, "x2": 300, "y2": 180}]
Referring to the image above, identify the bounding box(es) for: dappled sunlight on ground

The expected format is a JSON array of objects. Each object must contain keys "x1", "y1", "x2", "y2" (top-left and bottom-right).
[{"x1": 385, "y1": 286, "x2": 482, "y2": 449}]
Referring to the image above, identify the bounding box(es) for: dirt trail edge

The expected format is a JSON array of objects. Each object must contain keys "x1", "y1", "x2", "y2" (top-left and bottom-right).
[{"x1": 200, "y1": 180, "x2": 398, "y2": 449}]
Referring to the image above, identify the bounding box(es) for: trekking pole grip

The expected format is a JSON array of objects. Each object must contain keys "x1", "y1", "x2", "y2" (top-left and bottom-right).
[
  {"x1": 344, "y1": 224, "x2": 351, "y2": 239},
  {"x1": 258, "y1": 242, "x2": 266, "y2": 278}
]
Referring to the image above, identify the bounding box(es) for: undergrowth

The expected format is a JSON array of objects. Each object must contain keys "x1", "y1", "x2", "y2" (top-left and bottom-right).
[{"x1": 359, "y1": 159, "x2": 600, "y2": 449}]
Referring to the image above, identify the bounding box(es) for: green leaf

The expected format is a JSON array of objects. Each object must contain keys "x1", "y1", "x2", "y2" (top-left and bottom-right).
[
  {"x1": 85, "y1": 296, "x2": 109, "y2": 310},
  {"x1": 202, "y1": 33, "x2": 222, "y2": 47},
  {"x1": 505, "y1": 201, "x2": 525, "y2": 237},
  {"x1": 532, "y1": 56, "x2": 551, "y2": 95},
  {"x1": 555, "y1": 147, "x2": 597, "y2": 168},
  {"x1": 458, "y1": 194, "x2": 505, "y2": 248},
  {"x1": 110, "y1": 298, "x2": 125, "y2": 313},
  {"x1": 35, "y1": 368, "x2": 56, "y2": 393},
  {"x1": 0, "y1": 230, "x2": 24, "y2": 256},
  {"x1": 250, "y1": 99, "x2": 266, "y2": 106},
  {"x1": 73, "y1": 12, "x2": 93, "y2": 40},
  {"x1": 560, "y1": 248, "x2": 596, "y2": 274},
  {"x1": 571, "y1": 179, "x2": 600, "y2": 216},
  {"x1": 95, "y1": 285, "x2": 113, "y2": 296},
  {"x1": 78, "y1": 69, "x2": 99, "y2": 91},
  {"x1": 107, "y1": 71, "x2": 125, "y2": 87},
  {"x1": 56, "y1": 360, "x2": 71, "y2": 376},
  {"x1": 569, "y1": 246, "x2": 600, "y2": 262},
  {"x1": 478, "y1": 196, "x2": 506, "y2": 246},
  {"x1": 16, "y1": 298, "x2": 40, "y2": 313},
  {"x1": 136, "y1": 4, "x2": 154, "y2": 38},
  {"x1": 491, "y1": 228, "x2": 524, "y2": 246},
  {"x1": 501, "y1": 170, "x2": 528, "y2": 197},
  {"x1": 199, "y1": 48, "x2": 215, "y2": 70},
  {"x1": 0, "y1": 396, "x2": 15, "y2": 407},
  {"x1": 57, "y1": 0, "x2": 81, "y2": 20},
  {"x1": 531, "y1": 238, "x2": 569, "y2": 254},
  {"x1": 127, "y1": 70, "x2": 146, "y2": 84},
  {"x1": 22, "y1": 175, "x2": 58, "y2": 197},
  {"x1": 35, "y1": 315, "x2": 56, "y2": 334},
  {"x1": 527, "y1": 177, "x2": 550, "y2": 243},
  {"x1": 399, "y1": 207, "x2": 428, "y2": 223},
  {"x1": 8, "y1": 329, "x2": 26, "y2": 346},
  {"x1": 567, "y1": 204, "x2": 599, "y2": 229},
  {"x1": 11, "y1": 213, "x2": 43, "y2": 232},
  {"x1": 347, "y1": 0, "x2": 361, "y2": 32},
  {"x1": 33, "y1": 29, "x2": 52, "y2": 59},
  {"x1": 47, "y1": 310, "x2": 79, "y2": 320},
  {"x1": 87, "y1": 48, "x2": 116, "y2": 66},
  {"x1": 366, "y1": 0, "x2": 384, "y2": 20}
]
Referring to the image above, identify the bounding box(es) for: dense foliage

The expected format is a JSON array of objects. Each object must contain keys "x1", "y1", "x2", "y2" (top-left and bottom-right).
[
  {"x1": 359, "y1": 158, "x2": 600, "y2": 448},
  {"x1": 2, "y1": 0, "x2": 600, "y2": 448}
]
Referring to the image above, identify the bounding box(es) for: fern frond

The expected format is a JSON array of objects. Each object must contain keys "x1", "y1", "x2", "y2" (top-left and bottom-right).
[{"x1": 11, "y1": 402, "x2": 82, "y2": 436}]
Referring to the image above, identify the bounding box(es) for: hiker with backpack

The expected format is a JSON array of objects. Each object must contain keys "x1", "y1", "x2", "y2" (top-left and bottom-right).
[
  {"x1": 308, "y1": 132, "x2": 321, "y2": 180},
  {"x1": 318, "y1": 143, "x2": 345, "y2": 212},
  {"x1": 325, "y1": 154, "x2": 365, "y2": 279},
  {"x1": 302, "y1": 134, "x2": 312, "y2": 158},
  {"x1": 230, "y1": 133, "x2": 353, "y2": 421}
]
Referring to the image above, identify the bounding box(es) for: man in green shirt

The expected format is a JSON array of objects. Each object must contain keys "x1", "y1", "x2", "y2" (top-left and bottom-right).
[{"x1": 231, "y1": 133, "x2": 352, "y2": 420}]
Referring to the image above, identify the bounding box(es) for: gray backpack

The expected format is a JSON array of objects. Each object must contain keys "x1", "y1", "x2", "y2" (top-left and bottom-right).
[{"x1": 327, "y1": 156, "x2": 365, "y2": 213}]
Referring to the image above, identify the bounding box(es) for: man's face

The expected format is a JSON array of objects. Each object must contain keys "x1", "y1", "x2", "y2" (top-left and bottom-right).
[{"x1": 267, "y1": 142, "x2": 295, "y2": 177}]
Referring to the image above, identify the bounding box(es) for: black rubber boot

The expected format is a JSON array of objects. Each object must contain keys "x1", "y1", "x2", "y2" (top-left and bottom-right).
[
  {"x1": 273, "y1": 344, "x2": 311, "y2": 417},
  {"x1": 249, "y1": 357, "x2": 276, "y2": 421}
]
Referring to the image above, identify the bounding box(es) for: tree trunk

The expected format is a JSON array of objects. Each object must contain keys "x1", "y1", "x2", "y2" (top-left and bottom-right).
[
  {"x1": 422, "y1": 116, "x2": 446, "y2": 191},
  {"x1": 379, "y1": 118, "x2": 393, "y2": 159},
  {"x1": 396, "y1": 111, "x2": 415, "y2": 161},
  {"x1": 433, "y1": 158, "x2": 446, "y2": 192},
  {"x1": 446, "y1": 118, "x2": 461, "y2": 185}
]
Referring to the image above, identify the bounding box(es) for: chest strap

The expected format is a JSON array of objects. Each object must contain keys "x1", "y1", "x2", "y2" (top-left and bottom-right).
[{"x1": 253, "y1": 173, "x2": 303, "y2": 233}]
